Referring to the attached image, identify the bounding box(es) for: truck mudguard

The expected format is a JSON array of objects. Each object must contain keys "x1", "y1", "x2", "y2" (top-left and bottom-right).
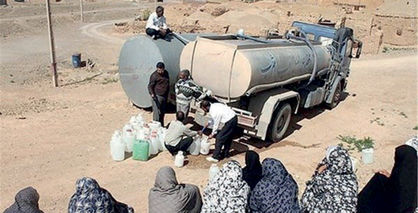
[
  {"x1": 256, "y1": 90, "x2": 300, "y2": 140},
  {"x1": 325, "y1": 75, "x2": 344, "y2": 104}
]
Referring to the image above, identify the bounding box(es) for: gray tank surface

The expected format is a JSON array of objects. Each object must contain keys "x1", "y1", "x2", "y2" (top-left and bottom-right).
[
  {"x1": 118, "y1": 34, "x2": 200, "y2": 108},
  {"x1": 180, "y1": 36, "x2": 332, "y2": 99}
]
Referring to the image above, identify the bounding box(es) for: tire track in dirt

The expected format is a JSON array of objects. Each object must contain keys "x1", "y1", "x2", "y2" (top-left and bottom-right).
[{"x1": 80, "y1": 19, "x2": 129, "y2": 45}]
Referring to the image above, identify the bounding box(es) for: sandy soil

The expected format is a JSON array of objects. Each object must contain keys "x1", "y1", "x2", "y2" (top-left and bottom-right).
[{"x1": 1, "y1": 0, "x2": 417, "y2": 212}]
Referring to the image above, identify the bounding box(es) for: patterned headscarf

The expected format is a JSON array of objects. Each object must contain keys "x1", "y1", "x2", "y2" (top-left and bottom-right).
[
  {"x1": 68, "y1": 177, "x2": 133, "y2": 213},
  {"x1": 249, "y1": 158, "x2": 300, "y2": 213},
  {"x1": 4, "y1": 187, "x2": 43, "y2": 213},
  {"x1": 301, "y1": 146, "x2": 358, "y2": 212},
  {"x1": 201, "y1": 160, "x2": 250, "y2": 213}
]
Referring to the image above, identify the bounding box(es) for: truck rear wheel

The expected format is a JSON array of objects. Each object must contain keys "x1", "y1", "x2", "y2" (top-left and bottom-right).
[
  {"x1": 269, "y1": 103, "x2": 292, "y2": 142},
  {"x1": 326, "y1": 82, "x2": 342, "y2": 109}
]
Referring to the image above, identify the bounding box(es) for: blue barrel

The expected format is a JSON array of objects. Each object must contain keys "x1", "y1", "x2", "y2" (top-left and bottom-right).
[{"x1": 72, "y1": 53, "x2": 81, "y2": 68}]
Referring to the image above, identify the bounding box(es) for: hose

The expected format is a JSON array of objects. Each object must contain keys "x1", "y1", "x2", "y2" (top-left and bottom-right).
[
  {"x1": 171, "y1": 32, "x2": 191, "y2": 45},
  {"x1": 235, "y1": 34, "x2": 271, "y2": 44},
  {"x1": 286, "y1": 31, "x2": 318, "y2": 87}
]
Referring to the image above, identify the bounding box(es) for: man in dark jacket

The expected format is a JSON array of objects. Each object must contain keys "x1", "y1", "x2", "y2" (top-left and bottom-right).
[{"x1": 148, "y1": 62, "x2": 169, "y2": 126}]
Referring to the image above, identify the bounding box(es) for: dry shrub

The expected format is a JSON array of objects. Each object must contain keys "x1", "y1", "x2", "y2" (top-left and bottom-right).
[{"x1": 211, "y1": 7, "x2": 229, "y2": 16}]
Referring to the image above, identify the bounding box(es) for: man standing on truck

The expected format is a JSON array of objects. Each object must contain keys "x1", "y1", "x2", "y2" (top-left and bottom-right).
[
  {"x1": 148, "y1": 62, "x2": 169, "y2": 126},
  {"x1": 145, "y1": 6, "x2": 171, "y2": 40},
  {"x1": 200, "y1": 101, "x2": 238, "y2": 162},
  {"x1": 175, "y1": 69, "x2": 210, "y2": 119}
]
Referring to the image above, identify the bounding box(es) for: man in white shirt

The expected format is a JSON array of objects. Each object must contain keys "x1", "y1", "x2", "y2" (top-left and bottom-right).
[
  {"x1": 145, "y1": 6, "x2": 170, "y2": 39},
  {"x1": 200, "y1": 100, "x2": 238, "y2": 162}
]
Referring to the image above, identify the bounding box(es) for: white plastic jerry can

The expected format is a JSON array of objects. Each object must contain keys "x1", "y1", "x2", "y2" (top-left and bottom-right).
[
  {"x1": 149, "y1": 134, "x2": 159, "y2": 155},
  {"x1": 189, "y1": 136, "x2": 201, "y2": 156},
  {"x1": 200, "y1": 136, "x2": 210, "y2": 155},
  {"x1": 148, "y1": 121, "x2": 161, "y2": 130},
  {"x1": 209, "y1": 163, "x2": 220, "y2": 181},
  {"x1": 159, "y1": 128, "x2": 168, "y2": 151},
  {"x1": 110, "y1": 130, "x2": 125, "y2": 161},
  {"x1": 129, "y1": 116, "x2": 137, "y2": 125},
  {"x1": 124, "y1": 130, "x2": 135, "y2": 153},
  {"x1": 362, "y1": 148, "x2": 374, "y2": 164},
  {"x1": 122, "y1": 124, "x2": 135, "y2": 152},
  {"x1": 135, "y1": 113, "x2": 144, "y2": 123},
  {"x1": 175, "y1": 151, "x2": 185, "y2": 167}
]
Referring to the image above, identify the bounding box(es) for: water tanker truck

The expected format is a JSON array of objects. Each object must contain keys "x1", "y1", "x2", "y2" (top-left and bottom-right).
[{"x1": 118, "y1": 21, "x2": 362, "y2": 141}]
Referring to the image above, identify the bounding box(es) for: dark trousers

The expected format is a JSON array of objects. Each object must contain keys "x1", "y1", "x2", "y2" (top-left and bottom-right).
[
  {"x1": 357, "y1": 173, "x2": 390, "y2": 213},
  {"x1": 146, "y1": 28, "x2": 159, "y2": 36},
  {"x1": 165, "y1": 136, "x2": 193, "y2": 156},
  {"x1": 146, "y1": 28, "x2": 171, "y2": 39},
  {"x1": 152, "y1": 95, "x2": 167, "y2": 126},
  {"x1": 212, "y1": 116, "x2": 238, "y2": 160}
]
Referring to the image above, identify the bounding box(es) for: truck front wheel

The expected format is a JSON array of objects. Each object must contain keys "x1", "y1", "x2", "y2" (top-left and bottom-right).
[
  {"x1": 269, "y1": 103, "x2": 292, "y2": 142},
  {"x1": 326, "y1": 82, "x2": 342, "y2": 109}
]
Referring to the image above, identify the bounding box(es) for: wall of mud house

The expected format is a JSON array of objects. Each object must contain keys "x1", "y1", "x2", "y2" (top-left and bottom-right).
[{"x1": 371, "y1": 15, "x2": 417, "y2": 47}]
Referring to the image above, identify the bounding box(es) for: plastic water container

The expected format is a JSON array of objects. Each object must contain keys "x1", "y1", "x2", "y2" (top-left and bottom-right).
[
  {"x1": 131, "y1": 120, "x2": 139, "y2": 130},
  {"x1": 158, "y1": 128, "x2": 168, "y2": 151},
  {"x1": 72, "y1": 53, "x2": 81, "y2": 68},
  {"x1": 154, "y1": 129, "x2": 164, "y2": 152},
  {"x1": 133, "y1": 121, "x2": 145, "y2": 132},
  {"x1": 143, "y1": 127, "x2": 150, "y2": 140},
  {"x1": 175, "y1": 151, "x2": 185, "y2": 167},
  {"x1": 350, "y1": 157, "x2": 358, "y2": 172},
  {"x1": 135, "y1": 113, "x2": 144, "y2": 123},
  {"x1": 200, "y1": 136, "x2": 210, "y2": 155},
  {"x1": 136, "y1": 127, "x2": 150, "y2": 140},
  {"x1": 132, "y1": 140, "x2": 149, "y2": 161},
  {"x1": 209, "y1": 164, "x2": 220, "y2": 181},
  {"x1": 110, "y1": 130, "x2": 125, "y2": 161},
  {"x1": 148, "y1": 121, "x2": 161, "y2": 130},
  {"x1": 122, "y1": 125, "x2": 135, "y2": 152},
  {"x1": 362, "y1": 148, "x2": 374, "y2": 164},
  {"x1": 130, "y1": 116, "x2": 137, "y2": 125},
  {"x1": 189, "y1": 136, "x2": 201, "y2": 156},
  {"x1": 149, "y1": 133, "x2": 159, "y2": 156},
  {"x1": 136, "y1": 128, "x2": 145, "y2": 140}
]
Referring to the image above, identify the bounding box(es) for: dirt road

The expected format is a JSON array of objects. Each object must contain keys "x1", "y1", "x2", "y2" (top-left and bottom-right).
[
  {"x1": 1, "y1": 0, "x2": 417, "y2": 212},
  {"x1": 1, "y1": 52, "x2": 417, "y2": 211}
]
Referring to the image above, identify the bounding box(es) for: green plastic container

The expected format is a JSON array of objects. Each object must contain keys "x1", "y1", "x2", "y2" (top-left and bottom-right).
[{"x1": 133, "y1": 140, "x2": 149, "y2": 161}]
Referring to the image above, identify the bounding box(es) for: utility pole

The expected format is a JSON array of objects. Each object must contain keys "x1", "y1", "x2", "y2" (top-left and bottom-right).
[
  {"x1": 45, "y1": 0, "x2": 58, "y2": 87},
  {"x1": 80, "y1": 0, "x2": 84, "y2": 22}
]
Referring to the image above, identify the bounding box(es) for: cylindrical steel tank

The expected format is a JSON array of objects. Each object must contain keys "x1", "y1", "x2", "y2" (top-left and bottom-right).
[
  {"x1": 118, "y1": 34, "x2": 201, "y2": 108},
  {"x1": 180, "y1": 36, "x2": 331, "y2": 99}
]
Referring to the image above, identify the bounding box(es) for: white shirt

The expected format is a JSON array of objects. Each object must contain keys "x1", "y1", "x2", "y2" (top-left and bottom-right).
[
  {"x1": 146, "y1": 12, "x2": 168, "y2": 30},
  {"x1": 209, "y1": 103, "x2": 236, "y2": 135}
]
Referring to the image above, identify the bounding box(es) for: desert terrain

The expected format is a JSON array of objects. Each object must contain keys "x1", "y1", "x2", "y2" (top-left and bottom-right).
[{"x1": 0, "y1": 0, "x2": 417, "y2": 212}]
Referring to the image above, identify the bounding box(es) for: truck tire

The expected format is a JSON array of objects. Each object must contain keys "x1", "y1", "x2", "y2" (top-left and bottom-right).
[
  {"x1": 326, "y1": 81, "x2": 342, "y2": 109},
  {"x1": 269, "y1": 103, "x2": 292, "y2": 142}
]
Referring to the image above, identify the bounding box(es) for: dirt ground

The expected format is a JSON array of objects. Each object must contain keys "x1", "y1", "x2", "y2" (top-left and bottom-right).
[{"x1": 1, "y1": 0, "x2": 417, "y2": 212}]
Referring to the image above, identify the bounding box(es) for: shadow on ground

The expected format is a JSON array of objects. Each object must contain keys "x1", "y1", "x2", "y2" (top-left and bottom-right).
[{"x1": 232, "y1": 92, "x2": 350, "y2": 153}]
